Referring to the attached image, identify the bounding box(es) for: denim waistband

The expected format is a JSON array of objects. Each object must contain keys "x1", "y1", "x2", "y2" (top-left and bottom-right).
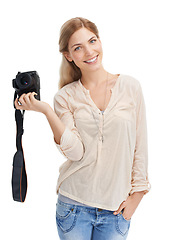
[{"x1": 57, "y1": 198, "x2": 115, "y2": 214}]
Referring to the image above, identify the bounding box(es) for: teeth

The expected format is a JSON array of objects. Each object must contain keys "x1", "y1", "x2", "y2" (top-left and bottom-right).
[{"x1": 85, "y1": 56, "x2": 97, "y2": 63}]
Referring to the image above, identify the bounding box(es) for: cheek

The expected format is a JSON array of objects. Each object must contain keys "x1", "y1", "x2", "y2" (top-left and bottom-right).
[
  {"x1": 72, "y1": 52, "x2": 84, "y2": 63},
  {"x1": 97, "y1": 44, "x2": 103, "y2": 54}
]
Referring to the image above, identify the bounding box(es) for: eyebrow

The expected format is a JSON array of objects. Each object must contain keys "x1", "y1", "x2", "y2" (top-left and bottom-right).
[{"x1": 71, "y1": 36, "x2": 96, "y2": 49}]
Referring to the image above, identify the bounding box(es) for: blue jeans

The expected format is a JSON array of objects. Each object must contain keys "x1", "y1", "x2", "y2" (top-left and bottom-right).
[{"x1": 56, "y1": 199, "x2": 131, "y2": 240}]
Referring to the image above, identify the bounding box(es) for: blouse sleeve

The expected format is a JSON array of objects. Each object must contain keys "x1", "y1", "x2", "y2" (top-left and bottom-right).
[
  {"x1": 129, "y1": 83, "x2": 151, "y2": 195},
  {"x1": 53, "y1": 91, "x2": 85, "y2": 162}
]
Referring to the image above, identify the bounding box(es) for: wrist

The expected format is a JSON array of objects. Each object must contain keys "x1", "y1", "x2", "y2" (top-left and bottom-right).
[
  {"x1": 131, "y1": 191, "x2": 145, "y2": 201},
  {"x1": 43, "y1": 104, "x2": 53, "y2": 116}
]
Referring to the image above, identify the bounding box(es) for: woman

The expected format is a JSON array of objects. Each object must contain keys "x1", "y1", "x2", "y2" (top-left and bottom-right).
[{"x1": 15, "y1": 17, "x2": 151, "y2": 240}]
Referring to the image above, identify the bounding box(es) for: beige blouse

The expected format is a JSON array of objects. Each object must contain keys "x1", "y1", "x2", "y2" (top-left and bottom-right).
[{"x1": 53, "y1": 74, "x2": 151, "y2": 211}]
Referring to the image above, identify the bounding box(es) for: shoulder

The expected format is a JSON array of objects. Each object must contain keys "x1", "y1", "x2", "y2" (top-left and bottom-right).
[
  {"x1": 120, "y1": 74, "x2": 141, "y2": 93},
  {"x1": 121, "y1": 74, "x2": 141, "y2": 88},
  {"x1": 54, "y1": 80, "x2": 79, "y2": 101}
]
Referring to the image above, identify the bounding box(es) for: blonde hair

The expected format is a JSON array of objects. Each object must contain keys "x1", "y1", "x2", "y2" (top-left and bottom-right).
[{"x1": 58, "y1": 17, "x2": 99, "y2": 90}]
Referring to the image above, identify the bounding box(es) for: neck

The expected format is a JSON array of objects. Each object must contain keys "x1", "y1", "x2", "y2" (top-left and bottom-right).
[{"x1": 80, "y1": 66, "x2": 108, "y2": 89}]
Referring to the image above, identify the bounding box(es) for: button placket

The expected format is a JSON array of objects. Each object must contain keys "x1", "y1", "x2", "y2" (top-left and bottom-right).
[{"x1": 98, "y1": 113, "x2": 104, "y2": 142}]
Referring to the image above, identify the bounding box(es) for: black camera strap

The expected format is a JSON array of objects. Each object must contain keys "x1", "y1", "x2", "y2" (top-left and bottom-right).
[{"x1": 12, "y1": 92, "x2": 27, "y2": 202}]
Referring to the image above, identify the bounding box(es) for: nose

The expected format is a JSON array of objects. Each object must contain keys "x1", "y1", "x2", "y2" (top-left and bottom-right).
[{"x1": 84, "y1": 44, "x2": 93, "y2": 56}]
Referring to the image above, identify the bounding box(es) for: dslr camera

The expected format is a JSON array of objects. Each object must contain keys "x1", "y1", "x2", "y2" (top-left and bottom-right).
[{"x1": 12, "y1": 71, "x2": 40, "y2": 100}]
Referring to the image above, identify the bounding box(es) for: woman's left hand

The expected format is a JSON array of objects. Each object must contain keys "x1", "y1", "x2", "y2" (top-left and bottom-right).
[{"x1": 113, "y1": 191, "x2": 145, "y2": 220}]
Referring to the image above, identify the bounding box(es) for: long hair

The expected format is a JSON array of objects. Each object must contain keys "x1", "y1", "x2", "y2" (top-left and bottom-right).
[{"x1": 58, "y1": 17, "x2": 99, "y2": 90}]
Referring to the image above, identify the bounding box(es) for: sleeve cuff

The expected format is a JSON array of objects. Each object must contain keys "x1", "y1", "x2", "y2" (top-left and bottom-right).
[
  {"x1": 129, "y1": 182, "x2": 151, "y2": 196},
  {"x1": 55, "y1": 126, "x2": 84, "y2": 161},
  {"x1": 55, "y1": 126, "x2": 72, "y2": 148}
]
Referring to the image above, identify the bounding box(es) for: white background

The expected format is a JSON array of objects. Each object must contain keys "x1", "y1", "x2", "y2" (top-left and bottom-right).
[{"x1": 0, "y1": 0, "x2": 168, "y2": 239}]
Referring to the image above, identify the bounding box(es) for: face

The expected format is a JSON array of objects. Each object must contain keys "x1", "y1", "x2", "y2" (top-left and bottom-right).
[{"x1": 64, "y1": 27, "x2": 103, "y2": 73}]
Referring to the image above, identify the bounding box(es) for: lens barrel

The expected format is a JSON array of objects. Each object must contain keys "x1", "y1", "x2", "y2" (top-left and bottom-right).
[{"x1": 16, "y1": 73, "x2": 32, "y2": 89}]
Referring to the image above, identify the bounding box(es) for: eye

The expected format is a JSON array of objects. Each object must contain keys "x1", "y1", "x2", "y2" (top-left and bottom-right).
[
  {"x1": 74, "y1": 46, "x2": 81, "y2": 51},
  {"x1": 90, "y1": 39, "x2": 97, "y2": 43}
]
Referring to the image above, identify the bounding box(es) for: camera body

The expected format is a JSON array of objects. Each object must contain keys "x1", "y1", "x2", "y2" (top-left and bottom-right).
[{"x1": 12, "y1": 71, "x2": 40, "y2": 100}]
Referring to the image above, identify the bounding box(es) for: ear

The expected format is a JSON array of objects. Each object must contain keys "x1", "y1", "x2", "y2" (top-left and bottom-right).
[{"x1": 63, "y1": 52, "x2": 73, "y2": 62}]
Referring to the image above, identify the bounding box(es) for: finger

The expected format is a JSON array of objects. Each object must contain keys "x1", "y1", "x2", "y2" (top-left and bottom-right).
[
  {"x1": 30, "y1": 92, "x2": 38, "y2": 102},
  {"x1": 14, "y1": 98, "x2": 24, "y2": 110},
  {"x1": 121, "y1": 208, "x2": 131, "y2": 220},
  {"x1": 18, "y1": 93, "x2": 26, "y2": 105},
  {"x1": 113, "y1": 201, "x2": 126, "y2": 215},
  {"x1": 23, "y1": 92, "x2": 32, "y2": 106}
]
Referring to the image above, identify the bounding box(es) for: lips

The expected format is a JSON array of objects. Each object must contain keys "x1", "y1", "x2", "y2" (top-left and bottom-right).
[{"x1": 84, "y1": 55, "x2": 98, "y2": 63}]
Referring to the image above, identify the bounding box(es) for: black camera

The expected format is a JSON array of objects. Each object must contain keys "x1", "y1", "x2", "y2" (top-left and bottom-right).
[{"x1": 12, "y1": 71, "x2": 40, "y2": 100}]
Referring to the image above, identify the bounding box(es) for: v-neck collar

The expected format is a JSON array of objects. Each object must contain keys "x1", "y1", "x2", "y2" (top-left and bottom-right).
[{"x1": 78, "y1": 74, "x2": 122, "y2": 113}]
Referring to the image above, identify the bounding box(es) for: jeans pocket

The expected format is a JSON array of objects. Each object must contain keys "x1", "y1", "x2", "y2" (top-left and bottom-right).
[
  {"x1": 56, "y1": 202, "x2": 77, "y2": 233},
  {"x1": 121, "y1": 208, "x2": 131, "y2": 222},
  {"x1": 116, "y1": 209, "x2": 131, "y2": 236}
]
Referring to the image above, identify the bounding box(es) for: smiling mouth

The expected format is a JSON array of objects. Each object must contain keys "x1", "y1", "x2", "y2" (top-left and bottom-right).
[{"x1": 84, "y1": 55, "x2": 98, "y2": 63}]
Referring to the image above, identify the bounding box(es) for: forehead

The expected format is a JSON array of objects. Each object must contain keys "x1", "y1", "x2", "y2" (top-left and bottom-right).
[{"x1": 68, "y1": 27, "x2": 96, "y2": 47}]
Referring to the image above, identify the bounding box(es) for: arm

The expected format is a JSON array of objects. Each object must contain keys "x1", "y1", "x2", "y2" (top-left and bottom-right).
[
  {"x1": 14, "y1": 92, "x2": 66, "y2": 145},
  {"x1": 14, "y1": 92, "x2": 85, "y2": 161},
  {"x1": 53, "y1": 91, "x2": 85, "y2": 161},
  {"x1": 114, "y1": 83, "x2": 151, "y2": 220},
  {"x1": 45, "y1": 106, "x2": 66, "y2": 145},
  {"x1": 113, "y1": 191, "x2": 145, "y2": 220},
  {"x1": 129, "y1": 82, "x2": 151, "y2": 195}
]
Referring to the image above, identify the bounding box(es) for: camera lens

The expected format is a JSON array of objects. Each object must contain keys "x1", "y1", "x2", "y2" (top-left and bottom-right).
[
  {"x1": 16, "y1": 73, "x2": 32, "y2": 89},
  {"x1": 20, "y1": 76, "x2": 29, "y2": 85}
]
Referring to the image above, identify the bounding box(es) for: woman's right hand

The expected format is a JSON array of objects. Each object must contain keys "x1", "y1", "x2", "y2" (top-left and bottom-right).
[{"x1": 14, "y1": 92, "x2": 51, "y2": 115}]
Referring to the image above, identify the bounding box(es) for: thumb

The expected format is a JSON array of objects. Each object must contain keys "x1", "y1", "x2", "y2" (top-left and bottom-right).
[
  {"x1": 30, "y1": 92, "x2": 38, "y2": 100},
  {"x1": 33, "y1": 92, "x2": 38, "y2": 96}
]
